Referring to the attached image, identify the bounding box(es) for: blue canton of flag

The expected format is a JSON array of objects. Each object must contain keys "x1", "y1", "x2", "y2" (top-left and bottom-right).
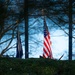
[{"x1": 44, "y1": 20, "x2": 49, "y2": 37}]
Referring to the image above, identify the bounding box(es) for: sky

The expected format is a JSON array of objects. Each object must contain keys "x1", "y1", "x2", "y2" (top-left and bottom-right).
[
  {"x1": 1, "y1": 22, "x2": 74, "y2": 60},
  {"x1": 28, "y1": 29, "x2": 68, "y2": 60},
  {"x1": 0, "y1": 0, "x2": 75, "y2": 60},
  {"x1": 3, "y1": 29, "x2": 68, "y2": 60},
  {"x1": 1, "y1": 18, "x2": 70, "y2": 60}
]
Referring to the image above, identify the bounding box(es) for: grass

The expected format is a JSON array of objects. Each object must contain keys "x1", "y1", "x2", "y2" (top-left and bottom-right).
[{"x1": 0, "y1": 57, "x2": 75, "y2": 75}]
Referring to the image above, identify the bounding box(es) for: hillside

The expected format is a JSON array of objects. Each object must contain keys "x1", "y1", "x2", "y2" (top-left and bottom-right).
[{"x1": 0, "y1": 57, "x2": 75, "y2": 75}]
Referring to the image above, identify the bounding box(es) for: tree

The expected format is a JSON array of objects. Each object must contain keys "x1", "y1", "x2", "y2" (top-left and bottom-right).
[
  {"x1": 0, "y1": 0, "x2": 24, "y2": 56},
  {"x1": 0, "y1": 0, "x2": 75, "y2": 59}
]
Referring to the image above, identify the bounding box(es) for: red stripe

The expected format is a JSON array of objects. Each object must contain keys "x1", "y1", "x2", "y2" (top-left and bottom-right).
[
  {"x1": 45, "y1": 36, "x2": 50, "y2": 47},
  {"x1": 43, "y1": 48, "x2": 49, "y2": 57},
  {"x1": 44, "y1": 41, "x2": 50, "y2": 53},
  {"x1": 43, "y1": 54, "x2": 46, "y2": 58}
]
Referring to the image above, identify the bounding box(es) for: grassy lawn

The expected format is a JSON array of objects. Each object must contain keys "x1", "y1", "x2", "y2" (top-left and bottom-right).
[{"x1": 0, "y1": 57, "x2": 75, "y2": 75}]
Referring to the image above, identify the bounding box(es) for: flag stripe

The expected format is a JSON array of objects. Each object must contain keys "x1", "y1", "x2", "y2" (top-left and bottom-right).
[
  {"x1": 44, "y1": 36, "x2": 51, "y2": 53},
  {"x1": 43, "y1": 45, "x2": 50, "y2": 54},
  {"x1": 44, "y1": 41, "x2": 50, "y2": 53},
  {"x1": 43, "y1": 48, "x2": 49, "y2": 56},
  {"x1": 45, "y1": 35, "x2": 50, "y2": 48}
]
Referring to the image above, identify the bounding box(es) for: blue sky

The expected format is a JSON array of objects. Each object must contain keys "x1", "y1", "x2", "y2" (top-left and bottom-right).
[
  {"x1": 28, "y1": 29, "x2": 68, "y2": 60},
  {"x1": 2, "y1": 18, "x2": 69, "y2": 60}
]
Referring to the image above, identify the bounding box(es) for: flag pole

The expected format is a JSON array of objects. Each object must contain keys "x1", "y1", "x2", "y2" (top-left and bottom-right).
[
  {"x1": 59, "y1": 54, "x2": 64, "y2": 60},
  {"x1": 42, "y1": 9, "x2": 53, "y2": 59},
  {"x1": 41, "y1": 9, "x2": 46, "y2": 21}
]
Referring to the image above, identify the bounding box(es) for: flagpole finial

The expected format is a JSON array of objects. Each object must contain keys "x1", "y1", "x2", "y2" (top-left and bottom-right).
[
  {"x1": 41, "y1": 9, "x2": 46, "y2": 20},
  {"x1": 41, "y1": 9, "x2": 46, "y2": 15},
  {"x1": 41, "y1": 9, "x2": 45, "y2": 16}
]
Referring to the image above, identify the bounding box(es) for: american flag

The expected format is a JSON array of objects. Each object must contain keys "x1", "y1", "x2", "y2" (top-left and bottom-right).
[
  {"x1": 16, "y1": 31, "x2": 23, "y2": 58},
  {"x1": 43, "y1": 18, "x2": 53, "y2": 59}
]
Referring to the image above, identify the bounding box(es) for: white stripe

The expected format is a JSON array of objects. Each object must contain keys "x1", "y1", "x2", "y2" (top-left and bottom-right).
[
  {"x1": 43, "y1": 46, "x2": 50, "y2": 55},
  {"x1": 46, "y1": 35, "x2": 51, "y2": 46},
  {"x1": 44, "y1": 38, "x2": 50, "y2": 51},
  {"x1": 43, "y1": 52, "x2": 48, "y2": 58}
]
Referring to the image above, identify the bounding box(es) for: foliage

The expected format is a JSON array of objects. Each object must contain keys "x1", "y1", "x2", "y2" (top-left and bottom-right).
[
  {"x1": 0, "y1": 57, "x2": 75, "y2": 75},
  {"x1": 0, "y1": 0, "x2": 24, "y2": 56},
  {"x1": 0, "y1": 0, "x2": 75, "y2": 57}
]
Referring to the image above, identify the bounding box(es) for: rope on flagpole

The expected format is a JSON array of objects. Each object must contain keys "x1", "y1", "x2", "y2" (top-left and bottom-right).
[{"x1": 59, "y1": 54, "x2": 64, "y2": 60}]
